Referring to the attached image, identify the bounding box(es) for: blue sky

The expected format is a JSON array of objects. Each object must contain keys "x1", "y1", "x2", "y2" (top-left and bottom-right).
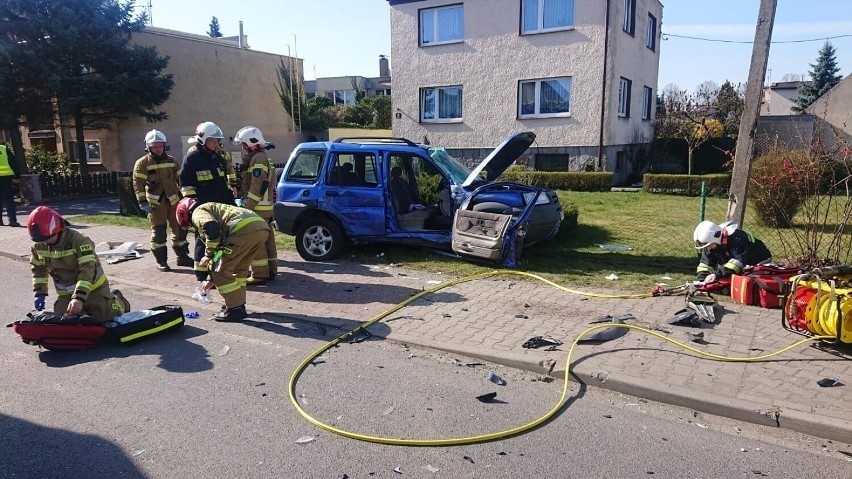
[{"x1": 132, "y1": 0, "x2": 852, "y2": 92}]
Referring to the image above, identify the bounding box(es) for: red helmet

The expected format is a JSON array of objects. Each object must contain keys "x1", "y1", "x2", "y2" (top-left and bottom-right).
[
  {"x1": 175, "y1": 197, "x2": 197, "y2": 228},
  {"x1": 27, "y1": 206, "x2": 65, "y2": 242}
]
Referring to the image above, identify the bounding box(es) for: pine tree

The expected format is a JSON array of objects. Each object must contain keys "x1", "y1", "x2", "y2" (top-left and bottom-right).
[
  {"x1": 793, "y1": 41, "x2": 842, "y2": 112},
  {"x1": 715, "y1": 80, "x2": 744, "y2": 137},
  {"x1": 207, "y1": 16, "x2": 223, "y2": 38}
]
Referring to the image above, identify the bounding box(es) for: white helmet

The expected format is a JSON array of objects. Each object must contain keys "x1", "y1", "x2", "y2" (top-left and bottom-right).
[
  {"x1": 144, "y1": 129, "x2": 167, "y2": 148},
  {"x1": 189, "y1": 121, "x2": 224, "y2": 145},
  {"x1": 232, "y1": 126, "x2": 267, "y2": 148},
  {"x1": 693, "y1": 220, "x2": 738, "y2": 249}
]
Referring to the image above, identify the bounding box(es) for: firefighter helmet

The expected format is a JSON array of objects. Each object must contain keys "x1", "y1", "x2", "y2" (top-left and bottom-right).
[
  {"x1": 144, "y1": 129, "x2": 168, "y2": 152},
  {"x1": 175, "y1": 197, "x2": 197, "y2": 228},
  {"x1": 232, "y1": 126, "x2": 267, "y2": 150},
  {"x1": 27, "y1": 206, "x2": 65, "y2": 242},
  {"x1": 693, "y1": 220, "x2": 738, "y2": 249},
  {"x1": 189, "y1": 121, "x2": 224, "y2": 145}
]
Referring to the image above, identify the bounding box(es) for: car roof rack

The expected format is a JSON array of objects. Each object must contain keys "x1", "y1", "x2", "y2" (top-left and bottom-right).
[{"x1": 331, "y1": 137, "x2": 419, "y2": 147}]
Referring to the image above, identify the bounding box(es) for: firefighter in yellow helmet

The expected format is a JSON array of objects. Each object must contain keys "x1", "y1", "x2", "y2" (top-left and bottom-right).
[
  {"x1": 27, "y1": 206, "x2": 130, "y2": 322},
  {"x1": 233, "y1": 126, "x2": 277, "y2": 284},
  {"x1": 176, "y1": 197, "x2": 269, "y2": 322},
  {"x1": 133, "y1": 129, "x2": 193, "y2": 272}
]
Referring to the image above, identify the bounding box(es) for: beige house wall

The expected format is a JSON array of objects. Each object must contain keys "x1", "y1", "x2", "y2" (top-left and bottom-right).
[
  {"x1": 760, "y1": 87, "x2": 799, "y2": 116},
  {"x1": 807, "y1": 74, "x2": 852, "y2": 140},
  {"x1": 389, "y1": 0, "x2": 661, "y2": 167},
  {"x1": 25, "y1": 27, "x2": 305, "y2": 172}
]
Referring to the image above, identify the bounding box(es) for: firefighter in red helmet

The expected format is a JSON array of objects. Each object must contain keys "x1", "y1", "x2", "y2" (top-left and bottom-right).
[
  {"x1": 176, "y1": 197, "x2": 269, "y2": 322},
  {"x1": 27, "y1": 206, "x2": 130, "y2": 322}
]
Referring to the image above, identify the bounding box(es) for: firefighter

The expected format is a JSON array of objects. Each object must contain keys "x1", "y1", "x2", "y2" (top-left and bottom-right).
[
  {"x1": 179, "y1": 121, "x2": 239, "y2": 283},
  {"x1": 0, "y1": 142, "x2": 21, "y2": 227},
  {"x1": 133, "y1": 129, "x2": 193, "y2": 272},
  {"x1": 233, "y1": 126, "x2": 277, "y2": 284},
  {"x1": 28, "y1": 206, "x2": 130, "y2": 322},
  {"x1": 694, "y1": 220, "x2": 772, "y2": 283},
  {"x1": 175, "y1": 197, "x2": 269, "y2": 322}
]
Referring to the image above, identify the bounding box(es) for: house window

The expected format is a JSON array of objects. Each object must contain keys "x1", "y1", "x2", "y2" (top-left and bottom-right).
[
  {"x1": 622, "y1": 0, "x2": 636, "y2": 35},
  {"x1": 535, "y1": 153, "x2": 570, "y2": 171},
  {"x1": 67, "y1": 140, "x2": 101, "y2": 164},
  {"x1": 519, "y1": 77, "x2": 571, "y2": 118},
  {"x1": 326, "y1": 90, "x2": 356, "y2": 106},
  {"x1": 421, "y1": 86, "x2": 463, "y2": 122},
  {"x1": 618, "y1": 78, "x2": 632, "y2": 117},
  {"x1": 642, "y1": 86, "x2": 653, "y2": 120},
  {"x1": 647, "y1": 14, "x2": 657, "y2": 51},
  {"x1": 521, "y1": 0, "x2": 574, "y2": 34},
  {"x1": 420, "y1": 4, "x2": 463, "y2": 46}
]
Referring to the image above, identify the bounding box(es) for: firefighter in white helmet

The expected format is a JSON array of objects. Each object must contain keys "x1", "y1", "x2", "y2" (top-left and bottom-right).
[
  {"x1": 233, "y1": 126, "x2": 277, "y2": 284},
  {"x1": 133, "y1": 129, "x2": 193, "y2": 272},
  {"x1": 179, "y1": 121, "x2": 239, "y2": 282},
  {"x1": 693, "y1": 220, "x2": 772, "y2": 283}
]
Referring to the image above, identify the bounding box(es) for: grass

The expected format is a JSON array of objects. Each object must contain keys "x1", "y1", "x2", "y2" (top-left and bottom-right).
[{"x1": 75, "y1": 190, "x2": 702, "y2": 293}]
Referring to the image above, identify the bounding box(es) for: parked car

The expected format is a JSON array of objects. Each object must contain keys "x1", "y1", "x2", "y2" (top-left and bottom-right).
[{"x1": 272, "y1": 131, "x2": 564, "y2": 266}]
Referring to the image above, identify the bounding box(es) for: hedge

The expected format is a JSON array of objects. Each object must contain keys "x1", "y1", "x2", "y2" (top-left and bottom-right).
[
  {"x1": 499, "y1": 171, "x2": 613, "y2": 192},
  {"x1": 643, "y1": 173, "x2": 731, "y2": 196},
  {"x1": 561, "y1": 197, "x2": 579, "y2": 231}
]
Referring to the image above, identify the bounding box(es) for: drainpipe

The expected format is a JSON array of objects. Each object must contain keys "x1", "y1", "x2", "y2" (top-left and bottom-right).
[{"x1": 597, "y1": 0, "x2": 611, "y2": 170}]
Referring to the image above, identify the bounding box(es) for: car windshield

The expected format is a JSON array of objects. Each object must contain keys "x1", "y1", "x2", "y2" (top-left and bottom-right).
[{"x1": 428, "y1": 147, "x2": 472, "y2": 184}]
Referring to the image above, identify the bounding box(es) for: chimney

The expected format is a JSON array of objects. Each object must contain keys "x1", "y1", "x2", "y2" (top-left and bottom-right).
[
  {"x1": 238, "y1": 21, "x2": 244, "y2": 48},
  {"x1": 379, "y1": 55, "x2": 390, "y2": 79}
]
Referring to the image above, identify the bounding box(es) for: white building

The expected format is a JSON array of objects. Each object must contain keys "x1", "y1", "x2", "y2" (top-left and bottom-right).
[
  {"x1": 760, "y1": 81, "x2": 803, "y2": 116},
  {"x1": 387, "y1": 0, "x2": 662, "y2": 182}
]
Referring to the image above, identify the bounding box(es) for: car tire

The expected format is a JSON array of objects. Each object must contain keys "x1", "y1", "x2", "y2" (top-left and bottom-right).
[{"x1": 295, "y1": 218, "x2": 344, "y2": 261}]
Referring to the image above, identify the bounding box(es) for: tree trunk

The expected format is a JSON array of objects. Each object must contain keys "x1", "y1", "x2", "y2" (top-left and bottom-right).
[
  {"x1": 687, "y1": 147, "x2": 694, "y2": 175},
  {"x1": 74, "y1": 110, "x2": 88, "y2": 175},
  {"x1": 10, "y1": 126, "x2": 27, "y2": 174}
]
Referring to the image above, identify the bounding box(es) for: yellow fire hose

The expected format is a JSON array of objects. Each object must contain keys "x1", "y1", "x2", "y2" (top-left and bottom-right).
[{"x1": 288, "y1": 270, "x2": 832, "y2": 446}]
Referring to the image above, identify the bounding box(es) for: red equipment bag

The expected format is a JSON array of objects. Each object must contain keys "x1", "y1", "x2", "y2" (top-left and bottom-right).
[
  {"x1": 730, "y1": 265, "x2": 800, "y2": 309},
  {"x1": 7, "y1": 311, "x2": 107, "y2": 351}
]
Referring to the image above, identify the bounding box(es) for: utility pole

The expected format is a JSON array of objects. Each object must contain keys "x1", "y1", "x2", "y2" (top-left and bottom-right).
[{"x1": 727, "y1": 0, "x2": 777, "y2": 225}]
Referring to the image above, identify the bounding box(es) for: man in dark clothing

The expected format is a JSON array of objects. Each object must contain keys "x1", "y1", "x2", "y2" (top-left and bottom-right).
[
  {"x1": 0, "y1": 143, "x2": 21, "y2": 227},
  {"x1": 179, "y1": 121, "x2": 238, "y2": 281},
  {"x1": 693, "y1": 220, "x2": 772, "y2": 283}
]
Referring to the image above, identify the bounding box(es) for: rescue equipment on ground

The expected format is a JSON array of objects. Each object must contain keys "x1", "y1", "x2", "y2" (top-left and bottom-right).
[
  {"x1": 7, "y1": 312, "x2": 106, "y2": 350},
  {"x1": 105, "y1": 305, "x2": 185, "y2": 344},
  {"x1": 782, "y1": 265, "x2": 852, "y2": 344},
  {"x1": 730, "y1": 265, "x2": 800, "y2": 309}
]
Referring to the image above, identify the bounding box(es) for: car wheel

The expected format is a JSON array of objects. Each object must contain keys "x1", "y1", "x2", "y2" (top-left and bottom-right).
[
  {"x1": 472, "y1": 201, "x2": 513, "y2": 215},
  {"x1": 295, "y1": 218, "x2": 344, "y2": 261}
]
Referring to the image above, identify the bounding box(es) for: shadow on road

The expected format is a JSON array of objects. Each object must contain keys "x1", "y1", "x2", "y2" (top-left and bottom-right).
[{"x1": 0, "y1": 414, "x2": 146, "y2": 479}]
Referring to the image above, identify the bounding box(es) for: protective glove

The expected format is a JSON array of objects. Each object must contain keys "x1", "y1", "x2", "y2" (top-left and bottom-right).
[
  {"x1": 34, "y1": 295, "x2": 46, "y2": 311},
  {"x1": 139, "y1": 203, "x2": 152, "y2": 214},
  {"x1": 234, "y1": 198, "x2": 244, "y2": 207}
]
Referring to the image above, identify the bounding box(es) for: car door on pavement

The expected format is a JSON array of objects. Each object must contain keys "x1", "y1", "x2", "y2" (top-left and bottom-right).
[{"x1": 323, "y1": 151, "x2": 385, "y2": 236}]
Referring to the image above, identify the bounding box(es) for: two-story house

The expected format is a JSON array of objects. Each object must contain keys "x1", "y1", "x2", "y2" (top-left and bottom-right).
[{"x1": 387, "y1": 0, "x2": 662, "y2": 183}]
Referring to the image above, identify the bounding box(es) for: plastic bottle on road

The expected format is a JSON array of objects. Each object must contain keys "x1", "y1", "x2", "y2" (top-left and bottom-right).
[{"x1": 192, "y1": 288, "x2": 211, "y2": 303}]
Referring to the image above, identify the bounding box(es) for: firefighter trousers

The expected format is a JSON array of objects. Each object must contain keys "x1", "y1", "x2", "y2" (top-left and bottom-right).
[
  {"x1": 148, "y1": 200, "x2": 187, "y2": 252},
  {"x1": 210, "y1": 229, "x2": 268, "y2": 309},
  {"x1": 53, "y1": 286, "x2": 125, "y2": 323}
]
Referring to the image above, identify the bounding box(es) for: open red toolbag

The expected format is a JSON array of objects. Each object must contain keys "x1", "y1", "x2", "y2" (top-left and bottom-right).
[
  {"x1": 7, "y1": 311, "x2": 107, "y2": 350},
  {"x1": 730, "y1": 265, "x2": 801, "y2": 309}
]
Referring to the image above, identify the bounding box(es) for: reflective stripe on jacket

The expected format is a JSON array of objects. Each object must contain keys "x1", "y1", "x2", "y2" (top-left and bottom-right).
[
  {"x1": 190, "y1": 203, "x2": 270, "y2": 258},
  {"x1": 133, "y1": 153, "x2": 182, "y2": 206},
  {"x1": 240, "y1": 151, "x2": 274, "y2": 218},
  {"x1": 30, "y1": 229, "x2": 110, "y2": 301}
]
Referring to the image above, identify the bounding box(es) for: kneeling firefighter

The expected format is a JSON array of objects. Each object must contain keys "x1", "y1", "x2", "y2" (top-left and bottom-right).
[
  {"x1": 28, "y1": 206, "x2": 130, "y2": 322},
  {"x1": 693, "y1": 220, "x2": 772, "y2": 283},
  {"x1": 133, "y1": 129, "x2": 193, "y2": 271},
  {"x1": 175, "y1": 198, "x2": 270, "y2": 322}
]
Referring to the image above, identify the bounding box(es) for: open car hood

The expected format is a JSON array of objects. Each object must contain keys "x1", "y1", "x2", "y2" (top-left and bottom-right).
[{"x1": 462, "y1": 131, "x2": 536, "y2": 188}]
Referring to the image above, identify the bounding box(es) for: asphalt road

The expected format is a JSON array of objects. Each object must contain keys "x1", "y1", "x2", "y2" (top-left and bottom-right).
[{"x1": 2, "y1": 257, "x2": 851, "y2": 478}]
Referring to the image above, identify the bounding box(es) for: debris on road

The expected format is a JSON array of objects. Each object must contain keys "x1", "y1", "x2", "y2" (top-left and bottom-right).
[
  {"x1": 521, "y1": 335, "x2": 562, "y2": 349},
  {"x1": 817, "y1": 378, "x2": 843, "y2": 388},
  {"x1": 295, "y1": 436, "x2": 315, "y2": 445},
  {"x1": 476, "y1": 392, "x2": 497, "y2": 403},
  {"x1": 487, "y1": 370, "x2": 507, "y2": 386}
]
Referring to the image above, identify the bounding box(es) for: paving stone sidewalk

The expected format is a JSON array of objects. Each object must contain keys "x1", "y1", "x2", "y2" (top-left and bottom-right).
[{"x1": 0, "y1": 211, "x2": 849, "y2": 444}]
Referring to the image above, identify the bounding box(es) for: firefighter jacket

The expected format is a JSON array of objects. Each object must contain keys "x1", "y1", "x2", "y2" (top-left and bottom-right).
[
  {"x1": 190, "y1": 203, "x2": 270, "y2": 259},
  {"x1": 179, "y1": 145, "x2": 238, "y2": 206},
  {"x1": 133, "y1": 152, "x2": 182, "y2": 207},
  {"x1": 239, "y1": 150, "x2": 274, "y2": 219},
  {"x1": 30, "y1": 228, "x2": 110, "y2": 301},
  {"x1": 696, "y1": 229, "x2": 772, "y2": 279}
]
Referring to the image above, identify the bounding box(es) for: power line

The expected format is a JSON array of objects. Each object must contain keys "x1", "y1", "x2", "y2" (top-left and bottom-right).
[{"x1": 661, "y1": 32, "x2": 852, "y2": 44}]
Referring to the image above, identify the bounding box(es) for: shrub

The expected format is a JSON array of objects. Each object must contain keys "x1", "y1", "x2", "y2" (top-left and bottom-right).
[
  {"x1": 26, "y1": 147, "x2": 72, "y2": 176},
  {"x1": 561, "y1": 197, "x2": 579, "y2": 231},
  {"x1": 498, "y1": 171, "x2": 613, "y2": 191},
  {"x1": 749, "y1": 147, "x2": 824, "y2": 228},
  {"x1": 643, "y1": 173, "x2": 730, "y2": 196}
]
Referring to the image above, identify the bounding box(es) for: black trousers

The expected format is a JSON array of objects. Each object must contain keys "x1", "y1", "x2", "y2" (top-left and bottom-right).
[{"x1": 0, "y1": 176, "x2": 17, "y2": 224}]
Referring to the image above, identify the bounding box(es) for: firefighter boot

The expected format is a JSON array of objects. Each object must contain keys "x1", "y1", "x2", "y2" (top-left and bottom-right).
[
  {"x1": 112, "y1": 289, "x2": 131, "y2": 314},
  {"x1": 152, "y1": 247, "x2": 170, "y2": 272},
  {"x1": 174, "y1": 244, "x2": 194, "y2": 267},
  {"x1": 213, "y1": 304, "x2": 247, "y2": 323}
]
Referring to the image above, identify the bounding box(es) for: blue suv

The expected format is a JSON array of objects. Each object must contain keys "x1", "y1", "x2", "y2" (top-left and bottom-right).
[{"x1": 272, "y1": 132, "x2": 564, "y2": 266}]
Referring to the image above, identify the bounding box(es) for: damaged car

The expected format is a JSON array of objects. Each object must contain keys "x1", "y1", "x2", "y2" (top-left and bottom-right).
[{"x1": 272, "y1": 131, "x2": 564, "y2": 266}]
